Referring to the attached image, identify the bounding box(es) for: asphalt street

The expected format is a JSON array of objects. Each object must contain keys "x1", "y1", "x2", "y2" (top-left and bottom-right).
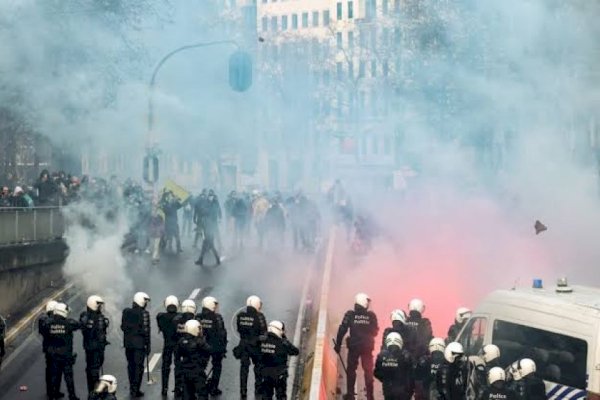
[{"x1": 0, "y1": 237, "x2": 314, "y2": 399}]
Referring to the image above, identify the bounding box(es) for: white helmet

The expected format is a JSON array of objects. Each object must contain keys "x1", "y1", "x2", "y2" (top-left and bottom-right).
[
  {"x1": 133, "y1": 292, "x2": 150, "y2": 308},
  {"x1": 54, "y1": 303, "x2": 69, "y2": 318},
  {"x1": 455, "y1": 307, "x2": 471, "y2": 324},
  {"x1": 408, "y1": 298, "x2": 425, "y2": 314},
  {"x1": 46, "y1": 300, "x2": 58, "y2": 313},
  {"x1": 164, "y1": 295, "x2": 179, "y2": 309},
  {"x1": 95, "y1": 374, "x2": 117, "y2": 394},
  {"x1": 202, "y1": 296, "x2": 218, "y2": 312},
  {"x1": 488, "y1": 367, "x2": 506, "y2": 385},
  {"x1": 268, "y1": 320, "x2": 285, "y2": 338},
  {"x1": 247, "y1": 295, "x2": 262, "y2": 311},
  {"x1": 355, "y1": 293, "x2": 371, "y2": 309},
  {"x1": 181, "y1": 299, "x2": 197, "y2": 314},
  {"x1": 390, "y1": 309, "x2": 407, "y2": 324},
  {"x1": 87, "y1": 295, "x2": 104, "y2": 312},
  {"x1": 508, "y1": 358, "x2": 536, "y2": 381},
  {"x1": 385, "y1": 332, "x2": 403, "y2": 349},
  {"x1": 184, "y1": 319, "x2": 202, "y2": 337},
  {"x1": 444, "y1": 342, "x2": 464, "y2": 363},
  {"x1": 429, "y1": 337, "x2": 446, "y2": 353},
  {"x1": 481, "y1": 344, "x2": 501, "y2": 364}
]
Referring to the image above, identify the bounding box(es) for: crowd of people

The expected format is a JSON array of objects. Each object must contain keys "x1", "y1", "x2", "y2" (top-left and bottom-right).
[
  {"x1": 37, "y1": 291, "x2": 298, "y2": 400},
  {"x1": 334, "y1": 294, "x2": 547, "y2": 400}
]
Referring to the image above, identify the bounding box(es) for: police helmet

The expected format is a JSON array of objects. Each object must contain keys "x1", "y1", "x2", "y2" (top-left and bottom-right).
[
  {"x1": 354, "y1": 293, "x2": 371, "y2": 309},
  {"x1": 429, "y1": 337, "x2": 446, "y2": 353},
  {"x1": 488, "y1": 367, "x2": 506, "y2": 385},
  {"x1": 390, "y1": 309, "x2": 407, "y2": 324},
  {"x1": 202, "y1": 296, "x2": 218, "y2": 312},
  {"x1": 86, "y1": 295, "x2": 104, "y2": 312},
  {"x1": 133, "y1": 292, "x2": 150, "y2": 308},
  {"x1": 268, "y1": 320, "x2": 285, "y2": 338},
  {"x1": 408, "y1": 298, "x2": 425, "y2": 314},
  {"x1": 95, "y1": 375, "x2": 117, "y2": 394},
  {"x1": 54, "y1": 303, "x2": 69, "y2": 318},
  {"x1": 481, "y1": 344, "x2": 501, "y2": 364},
  {"x1": 246, "y1": 295, "x2": 262, "y2": 311},
  {"x1": 46, "y1": 300, "x2": 58, "y2": 313},
  {"x1": 181, "y1": 299, "x2": 197, "y2": 314},
  {"x1": 384, "y1": 332, "x2": 403, "y2": 349},
  {"x1": 444, "y1": 342, "x2": 464, "y2": 363},
  {"x1": 455, "y1": 307, "x2": 471, "y2": 324},
  {"x1": 164, "y1": 295, "x2": 179, "y2": 309},
  {"x1": 508, "y1": 358, "x2": 536, "y2": 381},
  {"x1": 184, "y1": 319, "x2": 202, "y2": 337}
]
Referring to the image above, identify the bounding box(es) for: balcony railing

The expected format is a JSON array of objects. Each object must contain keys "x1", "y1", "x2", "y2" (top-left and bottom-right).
[{"x1": 0, "y1": 207, "x2": 65, "y2": 246}]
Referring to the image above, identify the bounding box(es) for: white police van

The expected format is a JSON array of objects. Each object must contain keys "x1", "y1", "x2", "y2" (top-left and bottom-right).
[{"x1": 457, "y1": 279, "x2": 599, "y2": 400}]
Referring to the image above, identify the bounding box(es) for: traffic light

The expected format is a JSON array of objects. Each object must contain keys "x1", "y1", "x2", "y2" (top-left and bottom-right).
[
  {"x1": 143, "y1": 155, "x2": 159, "y2": 184},
  {"x1": 229, "y1": 50, "x2": 253, "y2": 92}
]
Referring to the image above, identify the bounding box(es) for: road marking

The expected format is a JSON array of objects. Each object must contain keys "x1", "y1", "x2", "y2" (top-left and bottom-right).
[
  {"x1": 144, "y1": 353, "x2": 162, "y2": 373},
  {"x1": 189, "y1": 288, "x2": 201, "y2": 300}
]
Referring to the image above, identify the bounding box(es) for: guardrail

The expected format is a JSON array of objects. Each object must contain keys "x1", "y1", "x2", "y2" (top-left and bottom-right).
[{"x1": 0, "y1": 207, "x2": 65, "y2": 246}]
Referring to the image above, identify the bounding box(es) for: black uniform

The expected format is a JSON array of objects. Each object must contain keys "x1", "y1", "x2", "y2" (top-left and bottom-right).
[
  {"x1": 407, "y1": 310, "x2": 434, "y2": 400},
  {"x1": 510, "y1": 375, "x2": 547, "y2": 400},
  {"x1": 334, "y1": 304, "x2": 379, "y2": 400},
  {"x1": 173, "y1": 312, "x2": 197, "y2": 394},
  {"x1": 0, "y1": 315, "x2": 5, "y2": 368},
  {"x1": 157, "y1": 306, "x2": 180, "y2": 394},
  {"x1": 80, "y1": 308, "x2": 110, "y2": 393},
  {"x1": 466, "y1": 359, "x2": 492, "y2": 400},
  {"x1": 447, "y1": 321, "x2": 466, "y2": 343},
  {"x1": 374, "y1": 346, "x2": 414, "y2": 400},
  {"x1": 40, "y1": 311, "x2": 63, "y2": 397},
  {"x1": 436, "y1": 360, "x2": 467, "y2": 400},
  {"x1": 257, "y1": 332, "x2": 299, "y2": 399},
  {"x1": 120, "y1": 304, "x2": 151, "y2": 397},
  {"x1": 480, "y1": 381, "x2": 516, "y2": 400},
  {"x1": 175, "y1": 333, "x2": 211, "y2": 400},
  {"x1": 381, "y1": 321, "x2": 416, "y2": 352},
  {"x1": 89, "y1": 393, "x2": 117, "y2": 400},
  {"x1": 41, "y1": 314, "x2": 81, "y2": 400},
  {"x1": 196, "y1": 307, "x2": 228, "y2": 395},
  {"x1": 234, "y1": 306, "x2": 268, "y2": 399},
  {"x1": 415, "y1": 350, "x2": 445, "y2": 400}
]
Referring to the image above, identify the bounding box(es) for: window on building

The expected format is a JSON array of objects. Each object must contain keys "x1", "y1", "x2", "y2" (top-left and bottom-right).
[
  {"x1": 336, "y1": 32, "x2": 343, "y2": 49},
  {"x1": 348, "y1": 31, "x2": 354, "y2": 49},
  {"x1": 370, "y1": 26, "x2": 376, "y2": 49},
  {"x1": 312, "y1": 11, "x2": 319, "y2": 27},
  {"x1": 382, "y1": 0, "x2": 388, "y2": 15},
  {"x1": 302, "y1": 12, "x2": 309, "y2": 28},
  {"x1": 292, "y1": 14, "x2": 298, "y2": 29},
  {"x1": 492, "y1": 320, "x2": 587, "y2": 390},
  {"x1": 337, "y1": 2, "x2": 343, "y2": 20},
  {"x1": 384, "y1": 136, "x2": 391, "y2": 155},
  {"x1": 371, "y1": 60, "x2": 377, "y2": 77},
  {"x1": 371, "y1": 136, "x2": 379, "y2": 155},
  {"x1": 337, "y1": 62, "x2": 343, "y2": 80},
  {"x1": 311, "y1": 39, "x2": 320, "y2": 58},
  {"x1": 348, "y1": 61, "x2": 354, "y2": 79},
  {"x1": 323, "y1": 10, "x2": 330, "y2": 25},
  {"x1": 348, "y1": 1, "x2": 354, "y2": 19},
  {"x1": 359, "y1": 30, "x2": 366, "y2": 47},
  {"x1": 383, "y1": 60, "x2": 389, "y2": 77},
  {"x1": 271, "y1": 16, "x2": 277, "y2": 31},
  {"x1": 262, "y1": 16, "x2": 268, "y2": 31},
  {"x1": 366, "y1": 0, "x2": 376, "y2": 20},
  {"x1": 359, "y1": 60, "x2": 366, "y2": 78},
  {"x1": 281, "y1": 15, "x2": 288, "y2": 30}
]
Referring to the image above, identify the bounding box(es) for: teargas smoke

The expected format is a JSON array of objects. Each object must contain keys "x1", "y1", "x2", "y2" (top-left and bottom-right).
[{"x1": 62, "y1": 201, "x2": 134, "y2": 318}]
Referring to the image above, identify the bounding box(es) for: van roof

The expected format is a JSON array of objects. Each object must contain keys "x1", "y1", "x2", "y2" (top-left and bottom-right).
[{"x1": 478, "y1": 285, "x2": 600, "y2": 321}]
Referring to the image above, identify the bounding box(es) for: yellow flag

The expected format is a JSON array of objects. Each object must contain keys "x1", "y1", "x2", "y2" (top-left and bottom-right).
[{"x1": 163, "y1": 179, "x2": 191, "y2": 203}]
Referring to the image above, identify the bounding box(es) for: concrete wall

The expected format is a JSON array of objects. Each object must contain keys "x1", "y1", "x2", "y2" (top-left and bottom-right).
[{"x1": 0, "y1": 241, "x2": 67, "y2": 317}]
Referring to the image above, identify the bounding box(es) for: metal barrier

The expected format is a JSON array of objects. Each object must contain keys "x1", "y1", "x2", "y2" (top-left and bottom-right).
[{"x1": 0, "y1": 207, "x2": 64, "y2": 245}]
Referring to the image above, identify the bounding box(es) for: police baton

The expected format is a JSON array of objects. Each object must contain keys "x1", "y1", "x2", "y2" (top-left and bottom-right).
[
  {"x1": 146, "y1": 355, "x2": 155, "y2": 385},
  {"x1": 331, "y1": 338, "x2": 348, "y2": 376}
]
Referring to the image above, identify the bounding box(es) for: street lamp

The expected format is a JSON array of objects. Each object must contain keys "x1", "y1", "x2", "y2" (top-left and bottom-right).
[{"x1": 143, "y1": 40, "x2": 253, "y2": 186}]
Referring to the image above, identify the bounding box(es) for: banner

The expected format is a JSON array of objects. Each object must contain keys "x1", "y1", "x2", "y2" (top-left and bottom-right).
[{"x1": 162, "y1": 179, "x2": 191, "y2": 203}]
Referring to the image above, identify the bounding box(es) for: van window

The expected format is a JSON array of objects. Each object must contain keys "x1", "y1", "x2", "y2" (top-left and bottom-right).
[
  {"x1": 492, "y1": 320, "x2": 587, "y2": 390},
  {"x1": 459, "y1": 317, "x2": 487, "y2": 356}
]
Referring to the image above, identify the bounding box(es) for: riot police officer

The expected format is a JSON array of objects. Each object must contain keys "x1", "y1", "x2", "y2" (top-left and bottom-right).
[
  {"x1": 447, "y1": 307, "x2": 471, "y2": 343},
  {"x1": 41, "y1": 302, "x2": 81, "y2": 400},
  {"x1": 467, "y1": 344, "x2": 501, "y2": 400},
  {"x1": 480, "y1": 368, "x2": 516, "y2": 400},
  {"x1": 173, "y1": 299, "x2": 197, "y2": 395},
  {"x1": 176, "y1": 320, "x2": 211, "y2": 400},
  {"x1": 381, "y1": 309, "x2": 414, "y2": 352},
  {"x1": 80, "y1": 295, "x2": 110, "y2": 394},
  {"x1": 120, "y1": 292, "x2": 151, "y2": 398},
  {"x1": 507, "y1": 359, "x2": 546, "y2": 400},
  {"x1": 90, "y1": 375, "x2": 118, "y2": 400},
  {"x1": 407, "y1": 298, "x2": 434, "y2": 400},
  {"x1": 234, "y1": 295, "x2": 268, "y2": 399},
  {"x1": 157, "y1": 295, "x2": 180, "y2": 396},
  {"x1": 40, "y1": 300, "x2": 62, "y2": 398},
  {"x1": 436, "y1": 342, "x2": 467, "y2": 400},
  {"x1": 334, "y1": 293, "x2": 379, "y2": 400},
  {"x1": 196, "y1": 296, "x2": 227, "y2": 396},
  {"x1": 374, "y1": 332, "x2": 414, "y2": 400},
  {"x1": 414, "y1": 338, "x2": 446, "y2": 400},
  {"x1": 258, "y1": 320, "x2": 299, "y2": 399}
]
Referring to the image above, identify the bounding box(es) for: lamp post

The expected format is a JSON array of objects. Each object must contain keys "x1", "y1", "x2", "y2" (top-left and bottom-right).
[{"x1": 144, "y1": 40, "x2": 252, "y2": 187}]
